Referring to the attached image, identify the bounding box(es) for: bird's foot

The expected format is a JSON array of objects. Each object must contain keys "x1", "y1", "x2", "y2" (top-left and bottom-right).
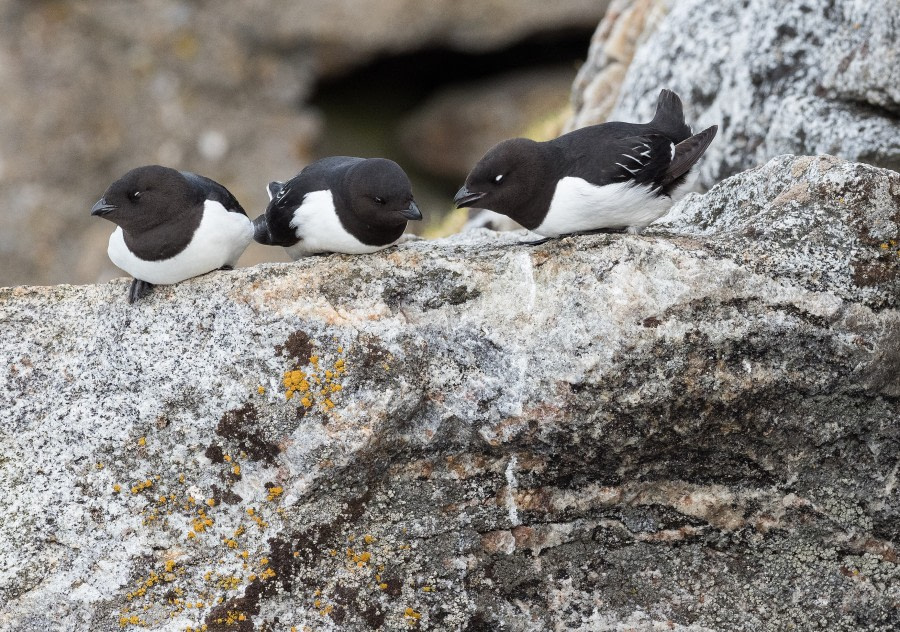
[
  {"x1": 128, "y1": 279, "x2": 154, "y2": 304},
  {"x1": 518, "y1": 236, "x2": 553, "y2": 246}
]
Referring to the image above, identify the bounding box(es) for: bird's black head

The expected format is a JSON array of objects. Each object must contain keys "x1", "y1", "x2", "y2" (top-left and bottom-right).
[
  {"x1": 454, "y1": 138, "x2": 549, "y2": 229},
  {"x1": 344, "y1": 158, "x2": 421, "y2": 227},
  {"x1": 91, "y1": 165, "x2": 197, "y2": 234}
]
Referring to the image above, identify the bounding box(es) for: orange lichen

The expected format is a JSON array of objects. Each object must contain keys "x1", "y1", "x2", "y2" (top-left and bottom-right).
[
  {"x1": 266, "y1": 486, "x2": 283, "y2": 502},
  {"x1": 404, "y1": 607, "x2": 421, "y2": 621}
]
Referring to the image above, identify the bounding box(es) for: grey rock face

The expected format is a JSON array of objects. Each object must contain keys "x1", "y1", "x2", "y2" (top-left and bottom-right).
[
  {"x1": 577, "y1": 0, "x2": 900, "y2": 187},
  {"x1": 1, "y1": 155, "x2": 899, "y2": 631}
]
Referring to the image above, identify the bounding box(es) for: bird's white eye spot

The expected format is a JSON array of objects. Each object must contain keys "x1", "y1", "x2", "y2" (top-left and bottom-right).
[
  {"x1": 374, "y1": 196, "x2": 385, "y2": 205},
  {"x1": 494, "y1": 174, "x2": 504, "y2": 183},
  {"x1": 129, "y1": 191, "x2": 142, "y2": 201}
]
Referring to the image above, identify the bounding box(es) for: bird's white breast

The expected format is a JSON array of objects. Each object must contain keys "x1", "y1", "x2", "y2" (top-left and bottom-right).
[
  {"x1": 107, "y1": 200, "x2": 253, "y2": 285},
  {"x1": 285, "y1": 189, "x2": 396, "y2": 259},
  {"x1": 535, "y1": 177, "x2": 674, "y2": 237}
]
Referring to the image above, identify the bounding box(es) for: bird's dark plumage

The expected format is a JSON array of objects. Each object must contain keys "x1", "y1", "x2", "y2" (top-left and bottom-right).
[
  {"x1": 91, "y1": 165, "x2": 253, "y2": 303},
  {"x1": 253, "y1": 157, "x2": 421, "y2": 259},
  {"x1": 455, "y1": 89, "x2": 717, "y2": 236}
]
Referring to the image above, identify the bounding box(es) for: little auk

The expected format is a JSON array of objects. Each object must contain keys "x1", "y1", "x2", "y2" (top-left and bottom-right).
[
  {"x1": 252, "y1": 156, "x2": 422, "y2": 259},
  {"x1": 91, "y1": 165, "x2": 253, "y2": 304},
  {"x1": 454, "y1": 89, "x2": 717, "y2": 238}
]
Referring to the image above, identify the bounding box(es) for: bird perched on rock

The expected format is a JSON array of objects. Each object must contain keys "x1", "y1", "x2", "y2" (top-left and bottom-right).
[
  {"x1": 454, "y1": 89, "x2": 717, "y2": 238},
  {"x1": 252, "y1": 157, "x2": 422, "y2": 259},
  {"x1": 91, "y1": 165, "x2": 253, "y2": 304}
]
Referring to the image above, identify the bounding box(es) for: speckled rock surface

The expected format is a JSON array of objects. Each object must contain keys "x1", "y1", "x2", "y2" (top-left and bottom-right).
[
  {"x1": 1, "y1": 155, "x2": 899, "y2": 631},
  {"x1": 575, "y1": 0, "x2": 900, "y2": 187}
]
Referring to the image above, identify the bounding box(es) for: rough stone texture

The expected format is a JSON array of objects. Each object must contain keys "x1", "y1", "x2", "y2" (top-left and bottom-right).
[
  {"x1": 1, "y1": 155, "x2": 899, "y2": 631},
  {"x1": 571, "y1": 0, "x2": 900, "y2": 188}
]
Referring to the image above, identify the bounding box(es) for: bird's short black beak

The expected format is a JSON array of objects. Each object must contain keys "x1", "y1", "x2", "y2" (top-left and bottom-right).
[
  {"x1": 91, "y1": 198, "x2": 117, "y2": 217},
  {"x1": 454, "y1": 186, "x2": 485, "y2": 209},
  {"x1": 399, "y1": 201, "x2": 422, "y2": 221}
]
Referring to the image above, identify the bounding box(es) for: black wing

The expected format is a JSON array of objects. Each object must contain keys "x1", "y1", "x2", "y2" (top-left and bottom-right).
[
  {"x1": 566, "y1": 129, "x2": 714, "y2": 197},
  {"x1": 181, "y1": 171, "x2": 247, "y2": 216},
  {"x1": 257, "y1": 157, "x2": 363, "y2": 247}
]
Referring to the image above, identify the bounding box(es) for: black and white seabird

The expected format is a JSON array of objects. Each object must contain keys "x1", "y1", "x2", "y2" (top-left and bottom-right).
[
  {"x1": 454, "y1": 89, "x2": 717, "y2": 237},
  {"x1": 91, "y1": 165, "x2": 253, "y2": 304},
  {"x1": 252, "y1": 157, "x2": 422, "y2": 259}
]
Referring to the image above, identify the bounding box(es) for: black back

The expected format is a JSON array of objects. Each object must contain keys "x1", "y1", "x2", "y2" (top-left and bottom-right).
[
  {"x1": 180, "y1": 171, "x2": 248, "y2": 216},
  {"x1": 261, "y1": 157, "x2": 363, "y2": 247},
  {"x1": 259, "y1": 156, "x2": 413, "y2": 248},
  {"x1": 95, "y1": 165, "x2": 244, "y2": 261},
  {"x1": 457, "y1": 89, "x2": 717, "y2": 230}
]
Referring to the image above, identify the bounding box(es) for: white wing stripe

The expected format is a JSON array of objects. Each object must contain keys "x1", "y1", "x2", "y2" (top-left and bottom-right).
[{"x1": 615, "y1": 162, "x2": 639, "y2": 175}]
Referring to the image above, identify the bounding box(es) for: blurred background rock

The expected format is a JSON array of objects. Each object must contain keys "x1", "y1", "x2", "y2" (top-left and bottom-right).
[
  {"x1": 0, "y1": 0, "x2": 608, "y2": 287},
  {"x1": 2, "y1": 0, "x2": 897, "y2": 289}
]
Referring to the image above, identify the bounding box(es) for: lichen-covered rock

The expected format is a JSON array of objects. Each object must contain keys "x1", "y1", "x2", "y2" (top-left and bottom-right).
[
  {"x1": 572, "y1": 0, "x2": 900, "y2": 187},
  {"x1": 1, "y1": 155, "x2": 899, "y2": 631}
]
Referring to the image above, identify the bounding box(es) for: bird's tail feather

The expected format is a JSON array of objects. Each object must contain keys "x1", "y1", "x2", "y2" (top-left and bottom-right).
[
  {"x1": 662, "y1": 125, "x2": 718, "y2": 186},
  {"x1": 650, "y1": 89, "x2": 692, "y2": 142}
]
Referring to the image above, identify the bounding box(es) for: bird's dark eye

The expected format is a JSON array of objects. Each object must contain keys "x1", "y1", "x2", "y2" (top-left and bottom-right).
[
  {"x1": 494, "y1": 174, "x2": 504, "y2": 184},
  {"x1": 374, "y1": 196, "x2": 385, "y2": 205},
  {"x1": 129, "y1": 191, "x2": 142, "y2": 202}
]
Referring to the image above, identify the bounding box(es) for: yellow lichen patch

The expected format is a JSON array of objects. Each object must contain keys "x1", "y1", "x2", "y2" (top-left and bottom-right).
[
  {"x1": 266, "y1": 486, "x2": 283, "y2": 502},
  {"x1": 137, "y1": 437, "x2": 146, "y2": 447},
  {"x1": 215, "y1": 611, "x2": 247, "y2": 625},
  {"x1": 404, "y1": 607, "x2": 422, "y2": 621},
  {"x1": 878, "y1": 239, "x2": 900, "y2": 258},
  {"x1": 113, "y1": 483, "x2": 122, "y2": 493},
  {"x1": 281, "y1": 344, "x2": 348, "y2": 412},
  {"x1": 257, "y1": 385, "x2": 266, "y2": 394},
  {"x1": 259, "y1": 567, "x2": 276, "y2": 580},
  {"x1": 130, "y1": 479, "x2": 153, "y2": 494}
]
